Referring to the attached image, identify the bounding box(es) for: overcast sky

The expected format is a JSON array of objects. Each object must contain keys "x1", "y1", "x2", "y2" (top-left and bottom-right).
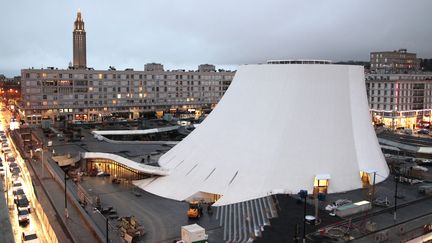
[{"x1": 1, "y1": 0, "x2": 431, "y2": 76}]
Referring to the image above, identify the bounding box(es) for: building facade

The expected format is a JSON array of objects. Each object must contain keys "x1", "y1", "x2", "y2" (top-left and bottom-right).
[
  {"x1": 73, "y1": 10, "x2": 86, "y2": 69},
  {"x1": 370, "y1": 49, "x2": 419, "y2": 72},
  {"x1": 20, "y1": 66, "x2": 234, "y2": 125},
  {"x1": 366, "y1": 73, "x2": 432, "y2": 129}
]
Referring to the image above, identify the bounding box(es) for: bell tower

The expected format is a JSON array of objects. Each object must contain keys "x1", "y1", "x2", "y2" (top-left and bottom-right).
[{"x1": 73, "y1": 9, "x2": 86, "y2": 69}]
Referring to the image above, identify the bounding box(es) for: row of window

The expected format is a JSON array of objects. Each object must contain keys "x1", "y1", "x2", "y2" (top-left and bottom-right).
[
  {"x1": 26, "y1": 79, "x2": 230, "y2": 87},
  {"x1": 24, "y1": 72, "x2": 234, "y2": 81},
  {"x1": 370, "y1": 104, "x2": 427, "y2": 111}
]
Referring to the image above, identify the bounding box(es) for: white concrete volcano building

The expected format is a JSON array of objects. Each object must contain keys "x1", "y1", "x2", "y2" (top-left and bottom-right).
[{"x1": 137, "y1": 63, "x2": 389, "y2": 206}]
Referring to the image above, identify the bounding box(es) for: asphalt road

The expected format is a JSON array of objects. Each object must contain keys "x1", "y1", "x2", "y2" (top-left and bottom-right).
[{"x1": 379, "y1": 132, "x2": 432, "y2": 147}]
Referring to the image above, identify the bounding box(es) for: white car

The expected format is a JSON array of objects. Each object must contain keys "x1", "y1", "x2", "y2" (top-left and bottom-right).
[
  {"x1": 325, "y1": 199, "x2": 352, "y2": 211},
  {"x1": 22, "y1": 231, "x2": 39, "y2": 243}
]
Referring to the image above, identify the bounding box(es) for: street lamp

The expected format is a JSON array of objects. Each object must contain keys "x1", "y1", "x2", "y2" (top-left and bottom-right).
[
  {"x1": 394, "y1": 173, "x2": 399, "y2": 222},
  {"x1": 93, "y1": 207, "x2": 109, "y2": 243},
  {"x1": 298, "y1": 190, "x2": 308, "y2": 243},
  {"x1": 64, "y1": 169, "x2": 69, "y2": 218},
  {"x1": 4, "y1": 165, "x2": 9, "y2": 209},
  {"x1": 35, "y1": 147, "x2": 44, "y2": 178}
]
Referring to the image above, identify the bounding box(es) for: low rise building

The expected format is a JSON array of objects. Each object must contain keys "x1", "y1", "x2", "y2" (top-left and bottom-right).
[
  {"x1": 366, "y1": 73, "x2": 432, "y2": 129},
  {"x1": 370, "y1": 49, "x2": 420, "y2": 72}
]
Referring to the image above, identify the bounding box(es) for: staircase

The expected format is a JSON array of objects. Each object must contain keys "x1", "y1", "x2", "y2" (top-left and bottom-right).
[{"x1": 216, "y1": 195, "x2": 279, "y2": 243}]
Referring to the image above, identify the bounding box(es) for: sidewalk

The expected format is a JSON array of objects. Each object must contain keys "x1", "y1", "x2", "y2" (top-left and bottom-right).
[
  {"x1": 0, "y1": 178, "x2": 14, "y2": 243},
  {"x1": 30, "y1": 157, "x2": 102, "y2": 243},
  {"x1": 26, "y1": 160, "x2": 72, "y2": 243}
]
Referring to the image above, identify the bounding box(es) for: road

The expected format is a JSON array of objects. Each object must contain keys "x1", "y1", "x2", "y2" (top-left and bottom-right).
[
  {"x1": 379, "y1": 131, "x2": 432, "y2": 147},
  {"x1": 1, "y1": 104, "x2": 49, "y2": 243}
]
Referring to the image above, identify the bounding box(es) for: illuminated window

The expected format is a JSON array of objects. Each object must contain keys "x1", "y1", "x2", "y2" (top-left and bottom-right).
[{"x1": 314, "y1": 174, "x2": 330, "y2": 194}]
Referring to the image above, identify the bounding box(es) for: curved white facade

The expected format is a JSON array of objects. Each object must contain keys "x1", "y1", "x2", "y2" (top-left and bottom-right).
[{"x1": 139, "y1": 64, "x2": 389, "y2": 206}]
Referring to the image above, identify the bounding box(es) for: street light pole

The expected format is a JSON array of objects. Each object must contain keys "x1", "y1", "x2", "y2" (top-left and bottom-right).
[
  {"x1": 93, "y1": 207, "x2": 109, "y2": 243},
  {"x1": 64, "y1": 170, "x2": 69, "y2": 218},
  {"x1": 106, "y1": 216, "x2": 109, "y2": 243},
  {"x1": 5, "y1": 167, "x2": 8, "y2": 208},
  {"x1": 41, "y1": 148, "x2": 44, "y2": 178},
  {"x1": 298, "y1": 190, "x2": 308, "y2": 243},
  {"x1": 394, "y1": 174, "x2": 399, "y2": 222}
]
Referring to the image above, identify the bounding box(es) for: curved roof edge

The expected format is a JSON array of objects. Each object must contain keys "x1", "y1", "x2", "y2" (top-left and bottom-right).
[{"x1": 81, "y1": 152, "x2": 170, "y2": 176}]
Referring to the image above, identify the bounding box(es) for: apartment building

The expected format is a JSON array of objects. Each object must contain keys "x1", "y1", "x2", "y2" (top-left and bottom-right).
[
  {"x1": 366, "y1": 73, "x2": 432, "y2": 129},
  {"x1": 20, "y1": 65, "x2": 234, "y2": 125},
  {"x1": 370, "y1": 49, "x2": 419, "y2": 72}
]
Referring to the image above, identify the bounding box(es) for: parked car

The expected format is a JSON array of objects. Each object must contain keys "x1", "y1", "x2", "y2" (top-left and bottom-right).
[
  {"x1": 21, "y1": 231, "x2": 39, "y2": 243},
  {"x1": 12, "y1": 181, "x2": 23, "y2": 194},
  {"x1": 417, "y1": 129, "x2": 430, "y2": 135},
  {"x1": 403, "y1": 128, "x2": 413, "y2": 135},
  {"x1": 6, "y1": 154, "x2": 15, "y2": 162},
  {"x1": 16, "y1": 195, "x2": 31, "y2": 213},
  {"x1": 17, "y1": 208, "x2": 30, "y2": 225},
  {"x1": 9, "y1": 162, "x2": 18, "y2": 172},
  {"x1": 12, "y1": 168, "x2": 21, "y2": 179},
  {"x1": 14, "y1": 189, "x2": 25, "y2": 202}
]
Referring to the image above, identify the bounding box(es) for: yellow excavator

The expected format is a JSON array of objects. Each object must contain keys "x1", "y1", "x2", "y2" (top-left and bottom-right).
[{"x1": 187, "y1": 201, "x2": 203, "y2": 219}]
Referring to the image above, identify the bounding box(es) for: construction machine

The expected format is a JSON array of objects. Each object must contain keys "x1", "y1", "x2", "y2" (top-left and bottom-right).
[{"x1": 187, "y1": 201, "x2": 203, "y2": 219}]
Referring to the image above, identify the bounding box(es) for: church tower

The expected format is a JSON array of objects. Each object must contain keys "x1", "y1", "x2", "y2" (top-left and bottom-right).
[{"x1": 73, "y1": 9, "x2": 86, "y2": 69}]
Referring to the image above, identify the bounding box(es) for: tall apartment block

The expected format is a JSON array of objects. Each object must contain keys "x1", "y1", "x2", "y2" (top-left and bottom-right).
[
  {"x1": 366, "y1": 73, "x2": 432, "y2": 129},
  {"x1": 20, "y1": 10, "x2": 234, "y2": 125},
  {"x1": 370, "y1": 49, "x2": 419, "y2": 72}
]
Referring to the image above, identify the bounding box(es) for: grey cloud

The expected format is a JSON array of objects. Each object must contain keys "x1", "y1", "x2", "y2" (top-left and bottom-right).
[{"x1": 0, "y1": 0, "x2": 431, "y2": 76}]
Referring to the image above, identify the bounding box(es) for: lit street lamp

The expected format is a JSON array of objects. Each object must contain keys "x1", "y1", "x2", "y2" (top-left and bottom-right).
[
  {"x1": 35, "y1": 147, "x2": 45, "y2": 178},
  {"x1": 93, "y1": 207, "x2": 109, "y2": 243}
]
